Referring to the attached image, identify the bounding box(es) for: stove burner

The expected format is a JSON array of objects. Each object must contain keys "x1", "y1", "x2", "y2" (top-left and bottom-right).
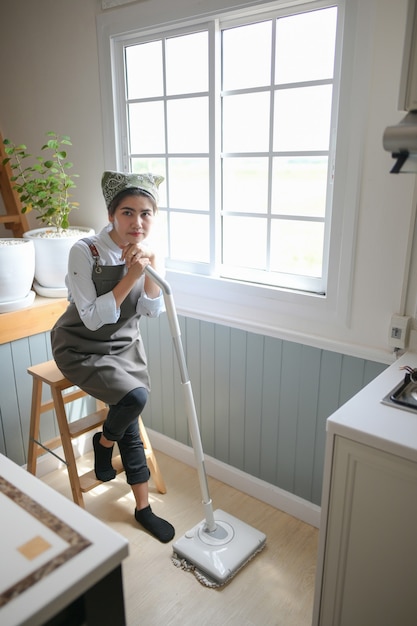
[{"x1": 382, "y1": 369, "x2": 417, "y2": 413}]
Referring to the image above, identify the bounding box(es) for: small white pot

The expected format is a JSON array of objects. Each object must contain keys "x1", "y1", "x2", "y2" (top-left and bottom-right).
[
  {"x1": 24, "y1": 226, "x2": 94, "y2": 294},
  {"x1": 0, "y1": 238, "x2": 35, "y2": 307}
]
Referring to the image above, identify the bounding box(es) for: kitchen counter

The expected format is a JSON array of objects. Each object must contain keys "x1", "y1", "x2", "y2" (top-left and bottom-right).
[
  {"x1": 0, "y1": 453, "x2": 129, "y2": 626},
  {"x1": 326, "y1": 350, "x2": 417, "y2": 462},
  {"x1": 313, "y1": 350, "x2": 417, "y2": 626},
  {"x1": 0, "y1": 295, "x2": 68, "y2": 344}
]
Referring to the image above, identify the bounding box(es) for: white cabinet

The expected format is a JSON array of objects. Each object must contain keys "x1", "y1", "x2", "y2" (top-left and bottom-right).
[
  {"x1": 316, "y1": 436, "x2": 417, "y2": 626},
  {"x1": 313, "y1": 352, "x2": 417, "y2": 626}
]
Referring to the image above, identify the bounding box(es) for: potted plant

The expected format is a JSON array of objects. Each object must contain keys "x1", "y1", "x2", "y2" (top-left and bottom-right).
[{"x1": 2, "y1": 131, "x2": 93, "y2": 294}]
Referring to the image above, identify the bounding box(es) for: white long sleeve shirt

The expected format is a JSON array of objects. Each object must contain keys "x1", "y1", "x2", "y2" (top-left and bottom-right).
[{"x1": 65, "y1": 224, "x2": 165, "y2": 331}]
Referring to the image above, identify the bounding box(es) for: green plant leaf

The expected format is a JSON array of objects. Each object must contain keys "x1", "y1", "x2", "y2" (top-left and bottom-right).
[{"x1": 3, "y1": 131, "x2": 79, "y2": 229}]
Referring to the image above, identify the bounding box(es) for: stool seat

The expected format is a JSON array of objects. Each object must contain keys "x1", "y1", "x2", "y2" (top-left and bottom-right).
[{"x1": 27, "y1": 359, "x2": 166, "y2": 507}]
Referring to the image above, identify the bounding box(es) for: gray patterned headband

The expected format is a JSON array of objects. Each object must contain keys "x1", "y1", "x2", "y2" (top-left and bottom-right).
[{"x1": 101, "y1": 171, "x2": 164, "y2": 208}]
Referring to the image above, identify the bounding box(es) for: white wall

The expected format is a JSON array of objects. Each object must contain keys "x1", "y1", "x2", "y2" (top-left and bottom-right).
[
  {"x1": 0, "y1": 0, "x2": 416, "y2": 362},
  {"x1": 0, "y1": 0, "x2": 107, "y2": 235},
  {"x1": 348, "y1": 0, "x2": 417, "y2": 354}
]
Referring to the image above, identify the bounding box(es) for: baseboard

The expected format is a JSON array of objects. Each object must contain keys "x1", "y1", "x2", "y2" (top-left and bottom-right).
[
  {"x1": 30, "y1": 428, "x2": 321, "y2": 529},
  {"x1": 147, "y1": 428, "x2": 321, "y2": 529}
]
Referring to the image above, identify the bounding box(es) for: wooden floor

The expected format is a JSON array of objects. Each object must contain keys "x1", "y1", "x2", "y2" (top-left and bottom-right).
[{"x1": 41, "y1": 450, "x2": 319, "y2": 626}]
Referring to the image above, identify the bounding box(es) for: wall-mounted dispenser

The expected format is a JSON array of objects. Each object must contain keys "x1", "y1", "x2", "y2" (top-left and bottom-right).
[{"x1": 383, "y1": 0, "x2": 417, "y2": 173}]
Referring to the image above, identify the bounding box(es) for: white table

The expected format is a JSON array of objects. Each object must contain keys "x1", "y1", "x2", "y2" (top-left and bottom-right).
[{"x1": 0, "y1": 453, "x2": 129, "y2": 626}]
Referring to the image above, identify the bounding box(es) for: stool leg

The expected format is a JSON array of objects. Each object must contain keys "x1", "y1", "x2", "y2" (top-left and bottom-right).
[
  {"x1": 51, "y1": 386, "x2": 85, "y2": 508},
  {"x1": 27, "y1": 378, "x2": 43, "y2": 475},
  {"x1": 139, "y1": 416, "x2": 167, "y2": 494}
]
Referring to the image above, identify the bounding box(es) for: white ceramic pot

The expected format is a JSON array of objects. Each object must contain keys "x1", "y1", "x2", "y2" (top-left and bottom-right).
[
  {"x1": 24, "y1": 226, "x2": 94, "y2": 294},
  {"x1": 0, "y1": 238, "x2": 35, "y2": 309}
]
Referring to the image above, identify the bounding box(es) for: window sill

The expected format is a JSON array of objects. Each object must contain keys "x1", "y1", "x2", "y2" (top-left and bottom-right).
[{"x1": 165, "y1": 269, "x2": 394, "y2": 365}]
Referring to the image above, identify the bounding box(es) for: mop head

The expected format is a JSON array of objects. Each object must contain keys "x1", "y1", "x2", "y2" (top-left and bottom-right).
[
  {"x1": 171, "y1": 509, "x2": 266, "y2": 588},
  {"x1": 171, "y1": 543, "x2": 265, "y2": 588}
]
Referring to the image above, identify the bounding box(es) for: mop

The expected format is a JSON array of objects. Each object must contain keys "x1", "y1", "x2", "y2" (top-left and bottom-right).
[{"x1": 145, "y1": 266, "x2": 266, "y2": 587}]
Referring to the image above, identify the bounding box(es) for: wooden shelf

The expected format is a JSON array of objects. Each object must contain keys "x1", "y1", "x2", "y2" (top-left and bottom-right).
[
  {"x1": 0, "y1": 130, "x2": 30, "y2": 237},
  {"x1": 0, "y1": 295, "x2": 67, "y2": 344}
]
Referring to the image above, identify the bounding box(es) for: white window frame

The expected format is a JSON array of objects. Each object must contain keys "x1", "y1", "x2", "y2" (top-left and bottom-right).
[{"x1": 97, "y1": 0, "x2": 373, "y2": 342}]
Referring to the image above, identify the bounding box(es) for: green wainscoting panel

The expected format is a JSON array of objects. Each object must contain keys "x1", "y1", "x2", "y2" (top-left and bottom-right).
[
  {"x1": 140, "y1": 313, "x2": 387, "y2": 506},
  {"x1": 0, "y1": 332, "x2": 95, "y2": 467},
  {"x1": 0, "y1": 333, "x2": 55, "y2": 465},
  {"x1": 0, "y1": 313, "x2": 387, "y2": 506}
]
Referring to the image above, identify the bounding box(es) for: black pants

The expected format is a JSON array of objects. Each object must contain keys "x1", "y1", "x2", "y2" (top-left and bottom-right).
[{"x1": 102, "y1": 387, "x2": 150, "y2": 485}]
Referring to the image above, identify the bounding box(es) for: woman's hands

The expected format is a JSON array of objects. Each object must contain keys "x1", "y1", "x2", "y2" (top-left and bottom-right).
[
  {"x1": 121, "y1": 243, "x2": 153, "y2": 272},
  {"x1": 120, "y1": 243, "x2": 160, "y2": 299}
]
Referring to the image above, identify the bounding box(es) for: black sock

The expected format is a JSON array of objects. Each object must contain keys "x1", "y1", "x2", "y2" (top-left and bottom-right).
[
  {"x1": 93, "y1": 432, "x2": 116, "y2": 481},
  {"x1": 135, "y1": 505, "x2": 175, "y2": 543}
]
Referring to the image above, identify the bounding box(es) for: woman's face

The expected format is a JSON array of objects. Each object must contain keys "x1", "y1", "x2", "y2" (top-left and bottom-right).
[{"x1": 109, "y1": 194, "x2": 155, "y2": 247}]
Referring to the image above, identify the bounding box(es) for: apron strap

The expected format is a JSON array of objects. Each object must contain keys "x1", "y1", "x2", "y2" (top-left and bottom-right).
[{"x1": 82, "y1": 237, "x2": 102, "y2": 274}]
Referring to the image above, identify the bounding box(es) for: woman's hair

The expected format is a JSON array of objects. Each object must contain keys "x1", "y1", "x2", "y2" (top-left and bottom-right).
[{"x1": 107, "y1": 188, "x2": 158, "y2": 217}]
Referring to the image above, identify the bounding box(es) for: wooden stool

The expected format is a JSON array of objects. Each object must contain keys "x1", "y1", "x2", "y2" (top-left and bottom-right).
[{"x1": 27, "y1": 359, "x2": 167, "y2": 507}]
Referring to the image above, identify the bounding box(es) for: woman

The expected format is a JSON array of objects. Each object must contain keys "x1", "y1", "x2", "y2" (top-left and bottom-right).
[{"x1": 51, "y1": 170, "x2": 174, "y2": 543}]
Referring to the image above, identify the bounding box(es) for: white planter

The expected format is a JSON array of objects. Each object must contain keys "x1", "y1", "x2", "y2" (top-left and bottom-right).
[
  {"x1": 0, "y1": 238, "x2": 36, "y2": 311},
  {"x1": 24, "y1": 226, "x2": 94, "y2": 295}
]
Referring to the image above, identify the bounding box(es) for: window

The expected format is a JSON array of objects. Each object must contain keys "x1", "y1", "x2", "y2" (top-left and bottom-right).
[
  {"x1": 100, "y1": 0, "x2": 368, "y2": 335},
  {"x1": 115, "y1": 2, "x2": 339, "y2": 295}
]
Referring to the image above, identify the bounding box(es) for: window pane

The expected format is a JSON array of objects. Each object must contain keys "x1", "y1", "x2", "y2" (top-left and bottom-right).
[
  {"x1": 166, "y1": 32, "x2": 208, "y2": 95},
  {"x1": 129, "y1": 101, "x2": 165, "y2": 153},
  {"x1": 152, "y1": 209, "x2": 169, "y2": 260},
  {"x1": 222, "y1": 21, "x2": 272, "y2": 91},
  {"x1": 222, "y1": 157, "x2": 268, "y2": 213},
  {"x1": 271, "y1": 157, "x2": 328, "y2": 217},
  {"x1": 125, "y1": 41, "x2": 164, "y2": 99},
  {"x1": 270, "y1": 219, "x2": 324, "y2": 277},
  {"x1": 118, "y1": 3, "x2": 339, "y2": 295},
  {"x1": 131, "y1": 158, "x2": 167, "y2": 206},
  {"x1": 223, "y1": 92, "x2": 270, "y2": 153},
  {"x1": 275, "y1": 8, "x2": 337, "y2": 85},
  {"x1": 222, "y1": 216, "x2": 266, "y2": 269},
  {"x1": 273, "y1": 85, "x2": 332, "y2": 151},
  {"x1": 167, "y1": 97, "x2": 209, "y2": 152},
  {"x1": 169, "y1": 158, "x2": 209, "y2": 211},
  {"x1": 170, "y1": 212, "x2": 209, "y2": 262}
]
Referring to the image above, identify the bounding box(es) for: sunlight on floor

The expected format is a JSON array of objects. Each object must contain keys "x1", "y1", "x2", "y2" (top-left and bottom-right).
[{"x1": 41, "y1": 449, "x2": 318, "y2": 626}]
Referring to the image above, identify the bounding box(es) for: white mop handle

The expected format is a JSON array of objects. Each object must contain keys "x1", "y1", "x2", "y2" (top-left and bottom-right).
[
  {"x1": 144, "y1": 267, "x2": 180, "y2": 339},
  {"x1": 144, "y1": 266, "x2": 216, "y2": 532},
  {"x1": 183, "y1": 380, "x2": 216, "y2": 531},
  {"x1": 145, "y1": 267, "x2": 189, "y2": 382}
]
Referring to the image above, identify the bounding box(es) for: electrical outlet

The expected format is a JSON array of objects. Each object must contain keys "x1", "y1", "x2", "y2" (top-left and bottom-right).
[{"x1": 389, "y1": 314, "x2": 411, "y2": 349}]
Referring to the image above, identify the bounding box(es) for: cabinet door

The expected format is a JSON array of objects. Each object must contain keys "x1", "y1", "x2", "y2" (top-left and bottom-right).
[{"x1": 319, "y1": 436, "x2": 417, "y2": 626}]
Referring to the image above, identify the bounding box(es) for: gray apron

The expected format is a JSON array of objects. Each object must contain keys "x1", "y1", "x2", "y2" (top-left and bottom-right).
[{"x1": 51, "y1": 260, "x2": 150, "y2": 405}]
